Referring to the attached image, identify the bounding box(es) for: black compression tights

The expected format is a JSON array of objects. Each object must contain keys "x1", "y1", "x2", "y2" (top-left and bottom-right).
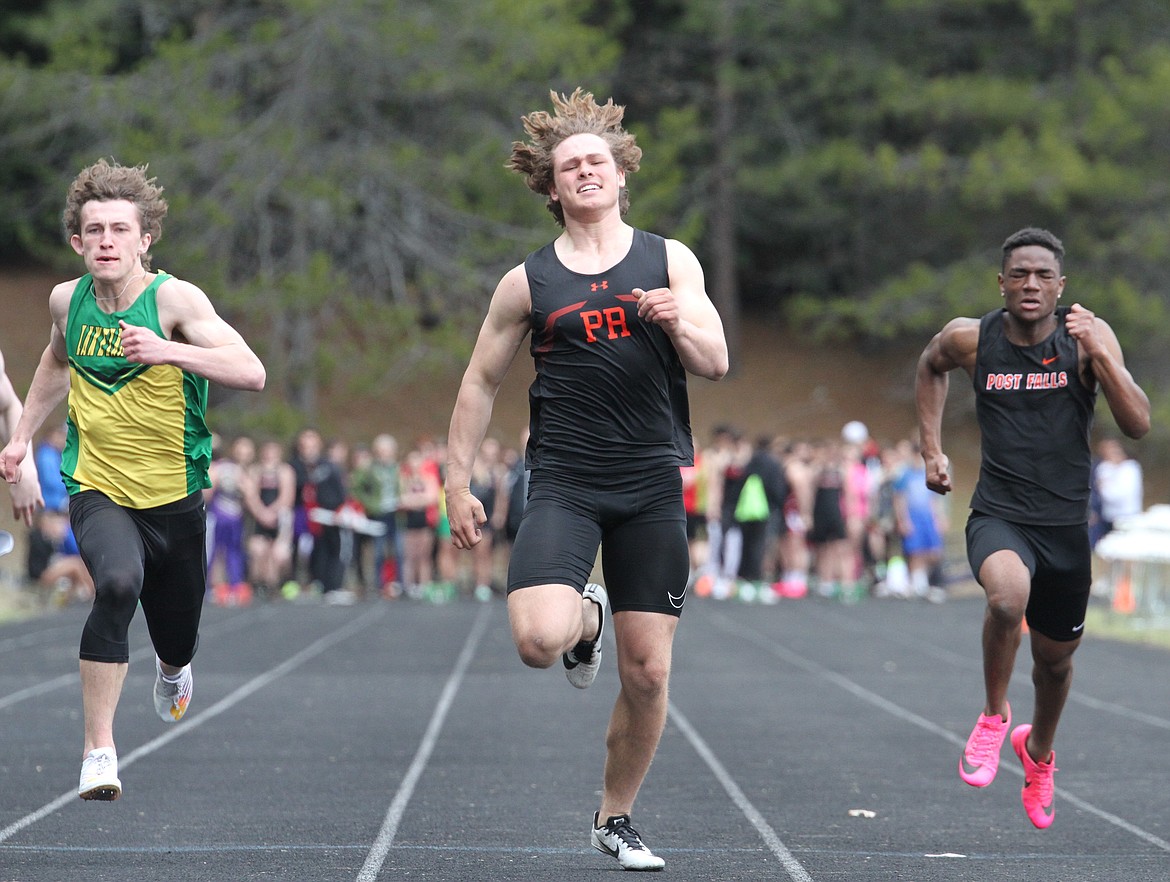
[{"x1": 71, "y1": 490, "x2": 206, "y2": 666}]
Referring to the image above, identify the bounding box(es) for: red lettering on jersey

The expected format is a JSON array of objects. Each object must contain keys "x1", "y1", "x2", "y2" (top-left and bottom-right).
[
  {"x1": 987, "y1": 371, "x2": 1071, "y2": 391},
  {"x1": 602, "y1": 306, "x2": 630, "y2": 339},
  {"x1": 581, "y1": 310, "x2": 605, "y2": 342},
  {"x1": 1026, "y1": 371, "x2": 1069, "y2": 390},
  {"x1": 581, "y1": 306, "x2": 633, "y2": 342},
  {"x1": 985, "y1": 373, "x2": 1023, "y2": 391}
]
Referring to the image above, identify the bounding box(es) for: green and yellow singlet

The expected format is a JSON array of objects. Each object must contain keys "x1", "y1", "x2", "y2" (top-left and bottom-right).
[{"x1": 61, "y1": 273, "x2": 212, "y2": 509}]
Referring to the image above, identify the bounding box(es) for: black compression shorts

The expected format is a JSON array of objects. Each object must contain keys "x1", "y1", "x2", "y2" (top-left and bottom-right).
[
  {"x1": 965, "y1": 512, "x2": 1092, "y2": 642},
  {"x1": 71, "y1": 490, "x2": 207, "y2": 665},
  {"x1": 507, "y1": 466, "x2": 690, "y2": 616}
]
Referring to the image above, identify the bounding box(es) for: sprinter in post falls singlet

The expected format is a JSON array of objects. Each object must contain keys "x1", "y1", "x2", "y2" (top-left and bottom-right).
[{"x1": 916, "y1": 227, "x2": 1149, "y2": 829}]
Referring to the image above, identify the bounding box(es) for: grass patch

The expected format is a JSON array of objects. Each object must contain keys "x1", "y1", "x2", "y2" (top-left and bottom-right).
[
  {"x1": 0, "y1": 582, "x2": 39, "y2": 625},
  {"x1": 1085, "y1": 605, "x2": 1170, "y2": 651}
]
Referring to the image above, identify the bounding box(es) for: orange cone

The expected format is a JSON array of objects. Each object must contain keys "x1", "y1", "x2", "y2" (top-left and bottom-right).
[
  {"x1": 693, "y1": 573, "x2": 714, "y2": 598},
  {"x1": 1112, "y1": 571, "x2": 1136, "y2": 615}
]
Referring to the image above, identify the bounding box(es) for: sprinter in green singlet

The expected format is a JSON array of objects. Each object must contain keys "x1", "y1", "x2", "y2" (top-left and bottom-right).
[{"x1": 0, "y1": 159, "x2": 265, "y2": 802}]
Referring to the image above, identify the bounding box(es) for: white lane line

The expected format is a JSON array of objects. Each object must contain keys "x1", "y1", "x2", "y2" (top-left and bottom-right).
[
  {"x1": 879, "y1": 620, "x2": 1170, "y2": 732},
  {"x1": 356, "y1": 602, "x2": 492, "y2": 882},
  {"x1": 711, "y1": 610, "x2": 1170, "y2": 854},
  {"x1": 669, "y1": 703, "x2": 815, "y2": 882},
  {"x1": 0, "y1": 669, "x2": 78, "y2": 710},
  {"x1": 1067, "y1": 691, "x2": 1170, "y2": 730},
  {"x1": 0, "y1": 605, "x2": 386, "y2": 845},
  {"x1": 0, "y1": 607, "x2": 272, "y2": 711},
  {"x1": 1, "y1": 842, "x2": 765, "y2": 856},
  {"x1": 0, "y1": 623, "x2": 78, "y2": 654}
]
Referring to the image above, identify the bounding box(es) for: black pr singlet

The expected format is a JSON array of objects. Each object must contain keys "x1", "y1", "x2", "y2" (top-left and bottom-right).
[
  {"x1": 523, "y1": 229, "x2": 693, "y2": 476},
  {"x1": 969, "y1": 307, "x2": 1097, "y2": 525}
]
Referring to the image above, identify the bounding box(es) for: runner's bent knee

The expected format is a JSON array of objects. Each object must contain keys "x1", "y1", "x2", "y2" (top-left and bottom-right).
[
  {"x1": 508, "y1": 583, "x2": 583, "y2": 668},
  {"x1": 80, "y1": 564, "x2": 143, "y2": 662}
]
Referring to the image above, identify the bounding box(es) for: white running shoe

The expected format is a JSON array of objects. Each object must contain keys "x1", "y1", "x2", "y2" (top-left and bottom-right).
[
  {"x1": 78, "y1": 748, "x2": 121, "y2": 801},
  {"x1": 563, "y1": 582, "x2": 607, "y2": 689},
  {"x1": 591, "y1": 812, "x2": 665, "y2": 871},
  {"x1": 153, "y1": 657, "x2": 194, "y2": 723}
]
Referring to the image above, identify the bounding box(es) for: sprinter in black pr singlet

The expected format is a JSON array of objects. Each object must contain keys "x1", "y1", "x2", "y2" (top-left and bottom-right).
[
  {"x1": 508, "y1": 229, "x2": 693, "y2": 614},
  {"x1": 444, "y1": 90, "x2": 728, "y2": 870},
  {"x1": 917, "y1": 227, "x2": 1149, "y2": 830}
]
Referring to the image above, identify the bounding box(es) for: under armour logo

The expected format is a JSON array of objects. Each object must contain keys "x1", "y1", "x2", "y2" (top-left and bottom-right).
[{"x1": 590, "y1": 280, "x2": 609, "y2": 292}]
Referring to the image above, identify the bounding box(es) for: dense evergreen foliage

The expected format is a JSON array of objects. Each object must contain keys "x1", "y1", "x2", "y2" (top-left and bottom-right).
[{"x1": 1, "y1": 0, "x2": 1167, "y2": 433}]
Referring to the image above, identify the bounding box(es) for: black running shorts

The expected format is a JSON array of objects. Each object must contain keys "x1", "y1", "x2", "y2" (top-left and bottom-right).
[
  {"x1": 71, "y1": 490, "x2": 207, "y2": 664},
  {"x1": 965, "y1": 512, "x2": 1092, "y2": 642},
  {"x1": 507, "y1": 465, "x2": 689, "y2": 616}
]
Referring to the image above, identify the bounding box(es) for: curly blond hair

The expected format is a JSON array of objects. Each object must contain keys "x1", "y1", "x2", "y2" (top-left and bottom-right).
[
  {"x1": 62, "y1": 158, "x2": 168, "y2": 271},
  {"x1": 507, "y1": 88, "x2": 642, "y2": 227}
]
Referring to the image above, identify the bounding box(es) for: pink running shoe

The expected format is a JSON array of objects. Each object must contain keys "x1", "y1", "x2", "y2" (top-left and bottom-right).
[
  {"x1": 959, "y1": 703, "x2": 1010, "y2": 787},
  {"x1": 1011, "y1": 724, "x2": 1057, "y2": 829}
]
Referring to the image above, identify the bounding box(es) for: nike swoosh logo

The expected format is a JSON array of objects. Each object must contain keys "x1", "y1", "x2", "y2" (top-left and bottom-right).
[
  {"x1": 1042, "y1": 356, "x2": 1059, "y2": 365},
  {"x1": 1072, "y1": 622, "x2": 1085, "y2": 633},
  {"x1": 1024, "y1": 780, "x2": 1056, "y2": 817},
  {"x1": 668, "y1": 584, "x2": 688, "y2": 609}
]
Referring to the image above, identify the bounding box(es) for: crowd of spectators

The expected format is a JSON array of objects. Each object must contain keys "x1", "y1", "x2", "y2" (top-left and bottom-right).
[
  {"x1": 25, "y1": 424, "x2": 93, "y2": 606},
  {"x1": 193, "y1": 427, "x2": 528, "y2": 606},
  {"x1": 688, "y1": 421, "x2": 952, "y2": 604},
  {"x1": 24, "y1": 419, "x2": 1142, "y2": 609}
]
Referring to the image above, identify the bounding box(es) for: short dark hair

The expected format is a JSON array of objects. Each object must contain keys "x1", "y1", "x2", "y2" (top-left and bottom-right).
[{"x1": 1002, "y1": 227, "x2": 1064, "y2": 271}]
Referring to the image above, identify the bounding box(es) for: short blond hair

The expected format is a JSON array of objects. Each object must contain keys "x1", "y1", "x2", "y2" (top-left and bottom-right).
[{"x1": 507, "y1": 88, "x2": 642, "y2": 227}]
